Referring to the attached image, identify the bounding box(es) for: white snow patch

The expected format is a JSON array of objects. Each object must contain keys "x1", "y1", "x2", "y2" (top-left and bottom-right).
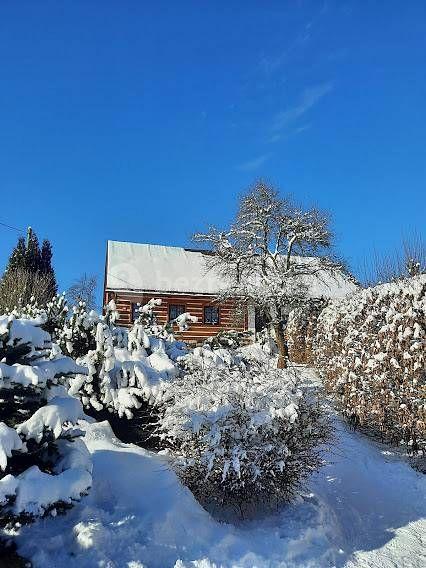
[
  {"x1": 0, "y1": 422, "x2": 23, "y2": 470},
  {"x1": 17, "y1": 397, "x2": 86, "y2": 442},
  {"x1": 14, "y1": 465, "x2": 92, "y2": 516}
]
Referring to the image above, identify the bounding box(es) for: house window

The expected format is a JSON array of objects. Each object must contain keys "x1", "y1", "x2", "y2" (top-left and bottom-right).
[
  {"x1": 132, "y1": 303, "x2": 140, "y2": 322},
  {"x1": 204, "y1": 306, "x2": 219, "y2": 325},
  {"x1": 169, "y1": 304, "x2": 185, "y2": 321}
]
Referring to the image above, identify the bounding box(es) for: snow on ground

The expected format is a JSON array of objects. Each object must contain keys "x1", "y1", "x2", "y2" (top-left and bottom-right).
[{"x1": 15, "y1": 368, "x2": 426, "y2": 568}]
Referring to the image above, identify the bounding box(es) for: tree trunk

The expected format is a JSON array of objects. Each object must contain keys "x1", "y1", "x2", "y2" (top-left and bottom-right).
[{"x1": 273, "y1": 322, "x2": 288, "y2": 369}]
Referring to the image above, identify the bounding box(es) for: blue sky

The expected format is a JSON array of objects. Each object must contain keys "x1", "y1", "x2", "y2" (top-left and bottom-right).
[{"x1": 1, "y1": 1, "x2": 425, "y2": 300}]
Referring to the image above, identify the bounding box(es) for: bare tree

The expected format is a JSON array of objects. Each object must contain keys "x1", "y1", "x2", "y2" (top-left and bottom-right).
[
  {"x1": 362, "y1": 231, "x2": 426, "y2": 286},
  {"x1": 194, "y1": 180, "x2": 340, "y2": 368},
  {"x1": 403, "y1": 232, "x2": 426, "y2": 276},
  {"x1": 67, "y1": 273, "x2": 98, "y2": 310}
]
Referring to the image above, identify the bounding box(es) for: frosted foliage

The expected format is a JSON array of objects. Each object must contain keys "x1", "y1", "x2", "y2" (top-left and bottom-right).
[
  {"x1": 302, "y1": 275, "x2": 426, "y2": 452},
  {"x1": 17, "y1": 397, "x2": 86, "y2": 442},
  {"x1": 70, "y1": 298, "x2": 193, "y2": 418},
  {"x1": 177, "y1": 345, "x2": 241, "y2": 371},
  {"x1": 0, "y1": 474, "x2": 18, "y2": 505},
  {"x1": 0, "y1": 315, "x2": 51, "y2": 362},
  {"x1": 174, "y1": 312, "x2": 198, "y2": 331},
  {"x1": 0, "y1": 314, "x2": 92, "y2": 522},
  {"x1": 72, "y1": 341, "x2": 172, "y2": 419},
  {"x1": 58, "y1": 302, "x2": 99, "y2": 357},
  {"x1": 286, "y1": 300, "x2": 327, "y2": 364},
  {"x1": 14, "y1": 465, "x2": 92, "y2": 516},
  {"x1": 0, "y1": 423, "x2": 23, "y2": 471},
  {"x1": 157, "y1": 364, "x2": 329, "y2": 512},
  {"x1": 0, "y1": 357, "x2": 86, "y2": 389}
]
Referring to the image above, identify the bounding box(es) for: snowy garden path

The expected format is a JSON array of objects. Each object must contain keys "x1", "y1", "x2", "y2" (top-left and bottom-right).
[{"x1": 16, "y1": 368, "x2": 426, "y2": 568}]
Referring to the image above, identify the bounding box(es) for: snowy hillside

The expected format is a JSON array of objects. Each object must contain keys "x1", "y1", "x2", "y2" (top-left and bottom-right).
[
  {"x1": 14, "y1": 369, "x2": 426, "y2": 568},
  {"x1": 0, "y1": 294, "x2": 424, "y2": 568}
]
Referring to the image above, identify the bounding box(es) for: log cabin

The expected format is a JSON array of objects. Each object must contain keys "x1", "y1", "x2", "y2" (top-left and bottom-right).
[
  {"x1": 103, "y1": 240, "x2": 358, "y2": 344},
  {"x1": 103, "y1": 240, "x2": 254, "y2": 344}
]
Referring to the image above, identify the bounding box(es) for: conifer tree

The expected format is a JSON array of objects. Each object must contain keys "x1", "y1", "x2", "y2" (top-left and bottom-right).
[
  {"x1": 25, "y1": 230, "x2": 41, "y2": 272},
  {"x1": 5, "y1": 237, "x2": 27, "y2": 273},
  {"x1": 0, "y1": 314, "x2": 92, "y2": 525},
  {"x1": 40, "y1": 239, "x2": 53, "y2": 273},
  {"x1": 40, "y1": 239, "x2": 57, "y2": 297},
  {"x1": 1, "y1": 229, "x2": 58, "y2": 309}
]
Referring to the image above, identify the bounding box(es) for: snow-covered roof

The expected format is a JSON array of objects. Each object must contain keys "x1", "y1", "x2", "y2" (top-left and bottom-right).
[
  {"x1": 292, "y1": 257, "x2": 359, "y2": 299},
  {"x1": 105, "y1": 240, "x2": 358, "y2": 298},
  {"x1": 106, "y1": 241, "x2": 226, "y2": 294}
]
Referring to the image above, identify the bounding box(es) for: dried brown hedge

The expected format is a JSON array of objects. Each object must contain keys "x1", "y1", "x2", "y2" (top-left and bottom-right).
[{"x1": 287, "y1": 276, "x2": 426, "y2": 453}]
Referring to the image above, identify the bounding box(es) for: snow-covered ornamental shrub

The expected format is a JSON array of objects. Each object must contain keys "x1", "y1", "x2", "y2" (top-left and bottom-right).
[
  {"x1": 203, "y1": 329, "x2": 252, "y2": 351},
  {"x1": 157, "y1": 364, "x2": 330, "y2": 516},
  {"x1": 69, "y1": 299, "x2": 190, "y2": 420},
  {"x1": 6, "y1": 293, "x2": 69, "y2": 340},
  {"x1": 57, "y1": 300, "x2": 100, "y2": 357},
  {"x1": 0, "y1": 315, "x2": 91, "y2": 524},
  {"x1": 312, "y1": 275, "x2": 426, "y2": 453}
]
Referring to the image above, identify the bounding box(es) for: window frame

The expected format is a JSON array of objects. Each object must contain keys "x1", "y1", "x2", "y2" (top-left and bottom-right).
[
  {"x1": 204, "y1": 305, "x2": 220, "y2": 325},
  {"x1": 132, "y1": 302, "x2": 140, "y2": 322},
  {"x1": 169, "y1": 304, "x2": 186, "y2": 321}
]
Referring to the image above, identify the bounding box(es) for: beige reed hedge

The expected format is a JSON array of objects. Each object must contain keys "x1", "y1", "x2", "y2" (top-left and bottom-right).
[{"x1": 287, "y1": 275, "x2": 426, "y2": 453}]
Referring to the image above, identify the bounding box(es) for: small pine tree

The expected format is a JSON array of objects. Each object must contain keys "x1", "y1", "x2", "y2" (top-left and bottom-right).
[
  {"x1": 0, "y1": 314, "x2": 92, "y2": 524},
  {"x1": 5, "y1": 237, "x2": 27, "y2": 273}
]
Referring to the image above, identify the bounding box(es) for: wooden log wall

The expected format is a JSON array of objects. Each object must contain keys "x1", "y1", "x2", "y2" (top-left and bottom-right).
[{"x1": 104, "y1": 290, "x2": 248, "y2": 344}]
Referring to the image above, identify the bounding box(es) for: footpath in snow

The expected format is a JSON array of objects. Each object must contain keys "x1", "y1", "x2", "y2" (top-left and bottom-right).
[{"x1": 16, "y1": 369, "x2": 426, "y2": 568}]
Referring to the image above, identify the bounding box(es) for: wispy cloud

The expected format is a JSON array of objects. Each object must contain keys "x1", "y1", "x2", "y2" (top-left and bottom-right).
[
  {"x1": 237, "y1": 154, "x2": 269, "y2": 172},
  {"x1": 271, "y1": 82, "x2": 333, "y2": 134},
  {"x1": 258, "y1": 21, "x2": 314, "y2": 76},
  {"x1": 258, "y1": 2, "x2": 330, "y2": 77},
  {"x1": 268, "y1": 123, "x2": 312, "y2": 144}
]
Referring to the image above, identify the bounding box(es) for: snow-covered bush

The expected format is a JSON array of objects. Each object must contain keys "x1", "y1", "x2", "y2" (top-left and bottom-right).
[
  {"x1": 58, "y1": 299, "x2": 130, "y2": 358},
  {"x1": 0, "y1": 315, "x2": 91, "y2": 525},
  {"x1": 4, "y1": 293, "x2": 69, "y2": 341},
  {"x1": 57, "y1": 301, "x2": 100, "y2": 358},
  {"x1": 177, "y1": 344, "x2": 241, "y2": 372},
  {"x1": 69, "y1": 299, "x2": 191, "y2": 422},
  {"x1": 128, "y1": 298, "x2": 194, "y2": 348},
  {"x1": 309, "y1": 275, "x2": 426, "y2": 453},
  {"x1": 69, "y1": 320, "x2": 168, "y2": 420},
  {"x1": 157, "y1": 364, "x2": 330, "y2": 516},
  {"x1": 177, "y1": 332, "x2": 276, "y2": 373},
  {"x1": 203, "y1": 329, "x2": 251, "y2": 350},
  {"x1": 255, "y1": 328, "x2": 278, "y2": 357}
]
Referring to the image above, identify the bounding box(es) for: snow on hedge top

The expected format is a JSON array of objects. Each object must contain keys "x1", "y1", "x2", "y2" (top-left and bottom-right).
[
  {"x1": 160, "y1": 366, "x2": 303, "y2": 441},
  {"x1": 106, "y1": 240, "x2": 357, "y2": 298},
  {"x1": 319, "y1": 274, "x2": 426, "y2": 331}
]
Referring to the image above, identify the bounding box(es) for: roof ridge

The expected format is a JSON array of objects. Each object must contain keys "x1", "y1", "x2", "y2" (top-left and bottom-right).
[{"x1": 107, "y1": 240, "x2": 210, "y2": 254}]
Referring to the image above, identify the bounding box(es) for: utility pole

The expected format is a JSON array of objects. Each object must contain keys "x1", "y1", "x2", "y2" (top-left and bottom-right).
[{"x1": 26, "y1": 226, "x2": 32, "y2": 250}]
